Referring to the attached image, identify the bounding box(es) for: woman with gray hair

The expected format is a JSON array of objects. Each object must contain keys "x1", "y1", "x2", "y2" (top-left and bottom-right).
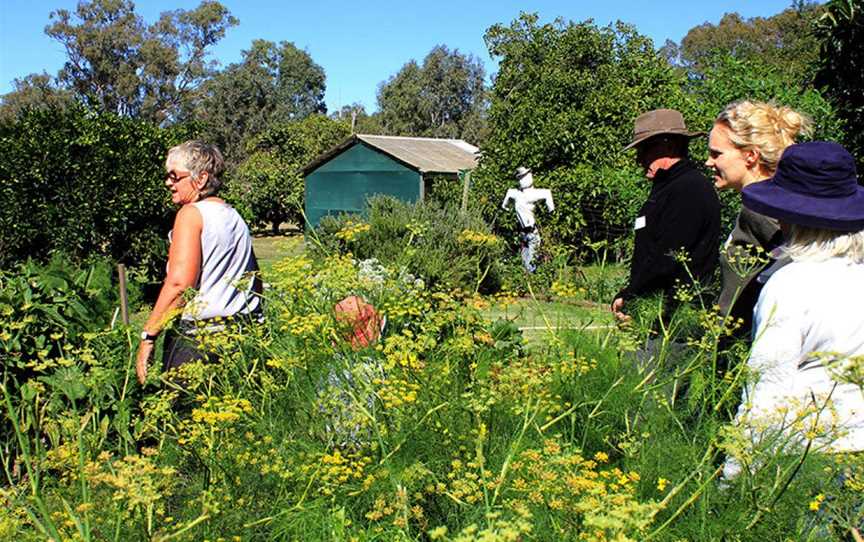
[
  {"x1": 722, "y1": 141, "x2": 864, "y2": 479},
  {"x1": 135, "y1": 140, "x2": 262, "y2": 384}
]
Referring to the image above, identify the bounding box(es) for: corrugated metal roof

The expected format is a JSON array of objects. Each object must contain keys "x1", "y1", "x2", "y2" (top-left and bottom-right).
[
  {"x1": 357, "y1": 135, "x2": 479, "y2": 173},
  {"x1": 303, "y1": 134, "x2": 479, "y2": 175}
]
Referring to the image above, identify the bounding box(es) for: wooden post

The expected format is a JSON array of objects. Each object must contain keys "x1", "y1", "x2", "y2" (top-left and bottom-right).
[
  {"x1": 460, "y1": 170, "x2": 471, "y2": 213},
  {"x1": 117, "y1": 264, "x2": 129, "y2": 326}
]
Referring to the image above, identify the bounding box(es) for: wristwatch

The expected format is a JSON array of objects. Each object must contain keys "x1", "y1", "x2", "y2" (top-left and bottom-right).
[{"x1": 140, "y1": 331, "x2": 159, "y2": 342}]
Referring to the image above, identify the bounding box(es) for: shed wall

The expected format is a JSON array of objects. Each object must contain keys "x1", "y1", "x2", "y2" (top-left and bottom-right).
[{"x1": 305, "y1": 143, "x2": 421, "y2": 227}]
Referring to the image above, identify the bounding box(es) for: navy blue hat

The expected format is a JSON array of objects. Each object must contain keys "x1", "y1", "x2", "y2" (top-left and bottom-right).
[{"x1": 742, "y1": 141, "x2": 864, "y2": 232}]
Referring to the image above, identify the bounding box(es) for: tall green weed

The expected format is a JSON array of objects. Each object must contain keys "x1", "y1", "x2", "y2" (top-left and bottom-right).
[
  {"x1": 0, "y1": 254, "x2": 120, "y2": 372},
  {"x1": 1, "y1": 252, "x2": 861, "y2": 541}
]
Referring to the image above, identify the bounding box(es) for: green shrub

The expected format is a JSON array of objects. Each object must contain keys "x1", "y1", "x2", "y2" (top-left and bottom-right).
[
  {"x1": 0, "y1": 105, "x2": 191, "y2": 276},
  {"x1": 425, "y1": 172, "x2": 468, "y2": 209},
  {"x1": 0, "y1": 254, "x2": 121, "y2": 373},
  {"x1": 310, "y1": 195, "x2": 504, "y2": 293}
]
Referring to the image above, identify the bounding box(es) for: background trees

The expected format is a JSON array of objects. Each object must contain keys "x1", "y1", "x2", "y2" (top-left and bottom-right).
[
  {"x1": 667, "y1": 3, "x2": 824, "y2": 84},
  {"x1": 330, "y1": 103, "x2": 385, "y2": 135},
  {"x1": 226, "y1": 115, "x2": 351, "y2": 233},
  {"x1": 0, "y1": 73, "x2": 74, "y2": 122},
  {"x1": 43, "y1": 0, "x2": 237, "y2": 124},
  {"x1": 376, "y1": 45, "x2": 487, "y2": 144},
  {"x1": 197, "y1": 40, "x2": 327, "y2": 163}
]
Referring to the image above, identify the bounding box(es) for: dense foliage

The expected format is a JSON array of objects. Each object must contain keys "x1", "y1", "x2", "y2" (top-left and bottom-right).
[
  {"x1": 0, "y1": 73, "x2": 75, "y2": 124},
  {"x1": 815, "y1": 0, "x2": 864, "y2": 173},
  {"x1": 197, "y1": 39, "x2": 328, "y2": 163},
  {"x1": 376, "y1": 45, "x2": 488, "y2": 145},
  {"x1": 311, "y1": 196, "x2": 504, "y2": 293},
  {"x1": 226, "y1": 115, "x2": 351, "y2": 233},
  {"x1": 42, "y1": 0, "x2": 237, "y2": 123},
  {"x1": 0, "y1": 105, "x2": 187, "y2": 275},
  {"x1": 664, "y1": 4, "x2": 824, "y2": 84},
  {"x1": 0, "y1": 255, "x2": 119, "y2": 375}
]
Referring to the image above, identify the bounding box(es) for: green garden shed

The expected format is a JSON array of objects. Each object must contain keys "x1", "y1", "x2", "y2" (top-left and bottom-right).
[{"x1": 303, "y1": 134, "x2": 479, "y2": 227}]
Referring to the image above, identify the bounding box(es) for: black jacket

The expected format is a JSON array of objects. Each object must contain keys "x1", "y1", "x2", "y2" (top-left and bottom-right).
[
  {"x1": 717, "y1": 207, "x2": 784, "y2": 338},
  {"x1": 617, "y1": 160, "x2": 721, "y2": 306}
]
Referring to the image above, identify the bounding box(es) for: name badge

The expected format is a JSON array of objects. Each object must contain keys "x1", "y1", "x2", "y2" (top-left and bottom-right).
[{"x1": 634, "y1": 216, "x2": 646, "y2": 230}]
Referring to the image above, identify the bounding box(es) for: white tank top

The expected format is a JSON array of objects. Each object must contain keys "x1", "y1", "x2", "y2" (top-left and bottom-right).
[{"x1": 177, "y1": 200, "x2": 261, "y2": 321}]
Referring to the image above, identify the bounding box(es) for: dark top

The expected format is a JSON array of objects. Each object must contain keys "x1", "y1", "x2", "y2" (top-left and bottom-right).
[
  {"x1": 717, "y1": 207, "x2": 784, "y2": 338},
  {"x1": 617, "y1": 160, "x2": 721, "y2": 308}
]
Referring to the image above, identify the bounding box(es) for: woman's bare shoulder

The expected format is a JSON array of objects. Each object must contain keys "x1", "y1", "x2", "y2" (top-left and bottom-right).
[{"x1": 173, "y1": 204, "x2": 203, "y2": 230}]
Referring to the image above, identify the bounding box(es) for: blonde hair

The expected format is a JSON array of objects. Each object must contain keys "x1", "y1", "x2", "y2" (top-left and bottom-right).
[
  {"x1": 166, "y1": 140, "x2": 225, "y2": 198},
  {"x1": 783, "y1": 225, "x2": 864, "y2": 264},
  {"x1": 715, "y1": 101, "x2": 813, "y2": 174}
]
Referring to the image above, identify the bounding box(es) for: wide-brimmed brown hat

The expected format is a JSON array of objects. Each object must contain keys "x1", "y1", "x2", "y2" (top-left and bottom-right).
[{"x1": 622, "y1": 108, "x2": 704, "y2": 151}]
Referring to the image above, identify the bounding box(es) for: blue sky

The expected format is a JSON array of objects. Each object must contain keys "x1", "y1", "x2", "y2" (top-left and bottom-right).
[{"x1": 1, "y1": 1, "x2": 798, "y2": 112}]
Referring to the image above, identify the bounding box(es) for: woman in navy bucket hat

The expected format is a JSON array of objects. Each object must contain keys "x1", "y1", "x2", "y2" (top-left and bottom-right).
[
  {"x1": 743, "y1": 141, "x2": 864, "y2": 231},
  {"x1": 722, "y1": 141, "x2": 864, "y2": 484}
]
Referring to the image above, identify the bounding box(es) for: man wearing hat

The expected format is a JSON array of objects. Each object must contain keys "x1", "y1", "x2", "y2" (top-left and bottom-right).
[
  {"x1": 612, "y1": 109, "x2": 721, "y2": 323},
  {"x1": 502, "y1": 167, "x2": 555, "y2": 272}
]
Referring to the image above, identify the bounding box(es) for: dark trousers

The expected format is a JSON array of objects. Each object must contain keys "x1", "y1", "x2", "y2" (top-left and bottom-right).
[
  {"x1": 161, "y1": 326, "x2": 214, "y2": 373},
  {"x1": 161, "y1": 312, "x2": 263, "y2": 373}
]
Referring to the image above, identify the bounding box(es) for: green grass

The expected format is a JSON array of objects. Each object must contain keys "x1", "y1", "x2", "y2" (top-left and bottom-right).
[
  {"x1": 252, "y1": 232, "x2": 305, "y2": 270},
  {"x1": 482, "y1": 297, "x2": 614, "y2": 345}
]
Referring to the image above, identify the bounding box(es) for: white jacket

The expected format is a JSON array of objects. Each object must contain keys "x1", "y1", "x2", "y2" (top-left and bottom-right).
[{"x1": 724, "y1": 257, "x2": 864, "y2": 478}]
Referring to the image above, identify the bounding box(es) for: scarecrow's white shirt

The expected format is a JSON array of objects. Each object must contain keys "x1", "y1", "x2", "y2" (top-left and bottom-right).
[{"x1": 502, "y1": 188, "x2": 555, "y2": 229}]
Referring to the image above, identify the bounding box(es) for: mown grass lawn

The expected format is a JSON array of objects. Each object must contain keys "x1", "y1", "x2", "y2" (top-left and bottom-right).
[
  {"x1": 252, "y1": 231, "x2": 305, "y2": 271},
  {"x1": 481, "y1": 297, "x2": 615, "y2": 345}
]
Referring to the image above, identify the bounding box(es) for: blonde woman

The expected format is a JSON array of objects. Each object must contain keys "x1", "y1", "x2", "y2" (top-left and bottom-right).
[{"x1": 705, "y1": 101, "x2": 811, "y2": 337}]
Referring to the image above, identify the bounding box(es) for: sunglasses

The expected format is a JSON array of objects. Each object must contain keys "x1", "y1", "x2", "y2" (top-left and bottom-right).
[{"x1": 165, "y1": 170, "x2": 193, "y2": 184}]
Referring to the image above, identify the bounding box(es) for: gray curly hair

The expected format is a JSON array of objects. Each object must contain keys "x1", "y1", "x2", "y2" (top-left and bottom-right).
[
  {"x1": 783, "y1": 225, "x2": 864, "y2": 264},
  {"x1": 166, "y1": 140, "x2": 226, "y2": 198}
]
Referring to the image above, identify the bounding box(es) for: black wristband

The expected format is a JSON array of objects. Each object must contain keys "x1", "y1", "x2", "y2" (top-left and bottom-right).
[{"x1": 140, "y1": 331, "x2": 159, "y2": 342}]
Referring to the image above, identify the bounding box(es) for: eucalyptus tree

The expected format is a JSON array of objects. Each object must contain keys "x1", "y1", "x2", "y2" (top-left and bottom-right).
[
  {"x1": 196, "y1": 39, "x2": 327, "y2": 162},
  {"x1": 376, "y1": 45, "x2": 487, "y2": 144},
  {"x1": 671, "y1": 3, "x2": 824, "y2": 83},
  {"x1": 0, "y1": 73, "x2": 74, "y2": 122},
  {"x1": 43, "y1": 0, "x2": 237, "y2": 123}
]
